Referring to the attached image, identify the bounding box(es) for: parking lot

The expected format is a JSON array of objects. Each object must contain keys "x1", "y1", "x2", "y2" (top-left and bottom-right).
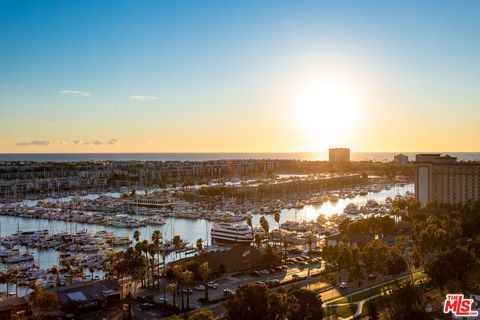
[{"x1": 133, "y1": 255, "x2": 325, "y2": 319}]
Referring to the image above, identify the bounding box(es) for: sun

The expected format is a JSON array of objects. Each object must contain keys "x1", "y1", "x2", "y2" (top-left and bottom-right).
[{"x1": 294, "y1": 79, "x2": 361, "y2": 148}]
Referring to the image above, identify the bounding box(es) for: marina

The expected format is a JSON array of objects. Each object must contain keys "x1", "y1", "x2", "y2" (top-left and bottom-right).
[{"x1": 0, "y1": 181, "x2": 413, "y2": 296}]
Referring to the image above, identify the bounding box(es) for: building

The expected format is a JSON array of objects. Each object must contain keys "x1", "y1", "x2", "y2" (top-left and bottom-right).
[
  {"x1": 414, "y1": 154, "x2": 480, "y2": 207},
  {"x1": 0, "y1": 297, "x2": 29, "y2": 320},
  {"x1": 394, "y1": 153, "x2": 409, "y2": 165},
  {"x1": 329, "y1": 148, "x2": 350, "y2": 163},
  {"x1": 52, "y1": 279, "x2": 122, "y2": 315}
]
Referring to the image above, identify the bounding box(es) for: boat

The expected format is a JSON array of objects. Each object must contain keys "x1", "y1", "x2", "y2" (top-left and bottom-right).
[
  {"x1": 211, "y1": 223, "x2": 253, "y2": 244},
  {"x1": 5, "y1": 253, "x2": 34, "y2": 264}
]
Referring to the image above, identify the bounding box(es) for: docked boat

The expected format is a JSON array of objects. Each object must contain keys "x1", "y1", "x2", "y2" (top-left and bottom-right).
[
  {"x1": 5, "y1": 253, "x2": 34, "y2": 264},
  {"x1": 211, "y1": 223, "x2": 253, "y2": 244}
]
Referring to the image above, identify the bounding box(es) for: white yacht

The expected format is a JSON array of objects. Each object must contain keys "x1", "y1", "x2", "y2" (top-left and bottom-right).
[{"x1": 211, "y1": 223, "x2": 253, "y2": 244}]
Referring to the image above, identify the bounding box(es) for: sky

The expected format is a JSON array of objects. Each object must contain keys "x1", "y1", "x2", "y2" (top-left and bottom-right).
[{"x1": 1, "y1": 0, "x2": 479, "y2": 153}]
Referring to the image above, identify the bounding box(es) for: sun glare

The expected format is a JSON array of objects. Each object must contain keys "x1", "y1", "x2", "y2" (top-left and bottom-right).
[{"x1": 294, "y1": 80, "x2": 361, "y2": 148}]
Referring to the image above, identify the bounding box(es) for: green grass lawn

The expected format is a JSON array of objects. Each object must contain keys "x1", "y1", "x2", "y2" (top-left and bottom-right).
[
  {"x1": 326, "y1": 304, "x2": 358, "y2": 318},
  {"x1": 360, "y1": 296, "x2": 388, "y2": 317},
  {"x1": 328, "y1": 272, "x2": 427, "y2": 304}
]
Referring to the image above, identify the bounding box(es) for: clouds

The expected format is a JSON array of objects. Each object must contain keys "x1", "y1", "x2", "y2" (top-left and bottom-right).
[
  {"x1": 60, "y1": 90, "x2": 91, "y2": 97},
  {"x1": 129, "y1": 95, "x2": 158, "y2": 101},
  {"x1": 16, "y1": 140, "x2": 50, "y2": 146},
  {"x1": 73, "y1": 139, "x2": 118, "y2": 145}
]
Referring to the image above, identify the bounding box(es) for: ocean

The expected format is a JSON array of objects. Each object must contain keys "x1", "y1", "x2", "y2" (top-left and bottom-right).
[{"x1": 0, "y1": 152, "x2": 479, "y2": 162}]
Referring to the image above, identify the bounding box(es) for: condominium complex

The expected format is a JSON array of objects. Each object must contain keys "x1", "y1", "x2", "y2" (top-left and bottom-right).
[
  {"x1": 414, "y1": 154, "x2": 480, "y2": 206},
  {"x1": 329, "y1": 148, "x2": 350, "y2": 163}
]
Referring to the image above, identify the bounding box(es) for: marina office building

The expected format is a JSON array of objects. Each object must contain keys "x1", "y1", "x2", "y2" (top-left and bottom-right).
[{"x1": 414, "y1": 154, "x2": 480, "y2": 206}]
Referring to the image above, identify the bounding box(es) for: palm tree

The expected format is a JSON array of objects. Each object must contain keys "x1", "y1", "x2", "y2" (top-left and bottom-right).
[
  {"x1": 173, "y1": 235, "x2": 182, "y2": 260},
  {"x1": 173, "y1": 265, "x2": 185, "y2": 310},
  {"x1": 168, "y1": 281, "x2": 178, "y2": 309},
  {"x1": 306, "y1": 234, "x2": 315, "y2": 257},
  {"x1": 89, "y1": 266, "x2": 96, "y2": 281},
  {"x1": 148, "y1": 243, "x2": 157, "y2": 289},
  {"x1": 133, "y1": 230, "x2": 141, "y2": 243},
  {"x1": 247, "y1": 216, "x2": 254, "y2": 236},
  {"x1": 152, "y1": 230, "x2": 162, "y2": 288},
  {"x1": 30, "y1": 287, "x2": 58, "y2": 318},
  {"x1": 61, "y1": 260, "x2": 74, "y2": 284},
  {"x1": 199, "y1": 262, "x2": 210, "y2": 301},
  {"x1": 48, "y1": 265, "x2": 60, "y2": 286},
  {"x1": 196, "y1": 238, "x2": 203, "y2": 252},
  {"x1": 254, "y1": 234, "x2": 262, "y2": 250},
  {"x1": 274, "y1": 211, "x2": 281, "y2": 246},
  {"x1": 259, "y1": 216, "x2": 269, "y2": 244},
  {"x1": 182, "y1": 270, "x2": 194, "y2": 310}
]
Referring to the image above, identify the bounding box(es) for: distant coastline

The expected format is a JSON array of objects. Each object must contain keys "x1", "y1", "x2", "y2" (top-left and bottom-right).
[{"x1": 1, "y1": 152, "x2": 480, "y2": 162}]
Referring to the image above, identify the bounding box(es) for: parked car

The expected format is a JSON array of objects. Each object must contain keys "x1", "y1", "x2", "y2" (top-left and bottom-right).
[
  {"x1": 182, "y1": 287, "x2": 193, "y2": 294},
  {"x1": 139, "y1": 303, "x2": 155, "y2": 310},
  {"x1": 194, "y1": 285, "x2": 206, "y2": 291},
  {"x1": 259, "y1": 269, "x2": 270, "y2": 274},
  {"x1": 292, "y1": 274, "x2": 301, "y2": 280},
  {"x1": 155, "y1": 297, "x2": 168, "y2": 303},
  {"x1": 255, "y1": 281, "x2": 267, "y2": 287},
  {"x1": 207, "y1": 281, "x2": 218, "y2": 289},
  {"x1": 368, "y1": 273, "x2": 377, "y2": 280},
  {"x1": 266, "y1": 279, "x2": 280, "y2": 287},
  {"x1": 338, "y1": 282, "x2": 349, "y2": 289},
  {"x1": 223, "y1": 289, "x2": 235, "y2": 297},
  {"x1": 250, "y1": 270, "x2": 260, "y2": 277}
]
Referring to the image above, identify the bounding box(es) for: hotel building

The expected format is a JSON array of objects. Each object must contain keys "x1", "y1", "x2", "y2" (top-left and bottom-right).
[
  {"x1": 329, "y1": 148, "x2": 350, "y2": 163},
  {"x1": 414, "y1": 154, "x2": 480, "y2": 206}
]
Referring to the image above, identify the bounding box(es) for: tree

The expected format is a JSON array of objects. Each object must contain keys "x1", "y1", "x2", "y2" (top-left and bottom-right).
[
  {"x1": 173, "y1": 235, "x2": 182, "y2": 260},
  {"x1": 366, "y1": 300, "x2": 379, "y2": 320},
  {"x1": 306, "y1": 233, "x2": 315, "y2": 257},
  {"x1": 226, "y1": 283, "x2": 300, "y2": 320},
  {"x1": 261, "y1": 244, "x2": 282, "y2": 268},
  {"x1": 247, "y1": 216, "x2": 254, "y2": 236},
  {"x1": 274, "y1": 211, "x2": 281, "y2": 245},
  {"x1": 188, "y1": 309, "x2": 215, "y2": 320},
  {"x1": 386, "y1": 281, "x2": 429, "y2": 320},
  {"x1": 287, "y1": 287, "x2": 323, "y2": 320},
  {"x1": 425, "y1": 246, "x2": 479, "y2": 292},
  {"x1": 30, "y1": 287, "x2": 58, "y2": 318},
  {"x1": 48, "y1": 265, "x2": 60, "y2": 286},
  {"x1": 152, "y1": 230, "x2": 163, "y2": 289},
  {"x1": 168, "y1": 281, "x2": 178, "y2": 308},
  {"x1": 89, "y1": 266, "x2": 96, "y2": 281},
  {"x1": 183, "y1": 270, "x2": 194, "y2": 310},
  {"x1": 133, "y1": 230, "x2": 141, "y2": 243},
  {"x1": 254, "y1": 234, "x2": 262, "y2": 250},
  {"x1": 196, "y1": 238, "x2": 203, "y2": 252},
  {"x1": 198, "y1": 262, "x2": 210, "y2": 301},
  {"x1": 173, "y1": 265, "x2": 185, "y2": 310},
  {"x1": 260, "y1": 216, "x2": 269, "y2": 243}
]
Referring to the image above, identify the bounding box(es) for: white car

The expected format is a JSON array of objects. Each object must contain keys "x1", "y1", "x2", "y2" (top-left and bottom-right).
[
  {"x1": 259, "y1": 269, "x2": 270, "y2": 274},
  {"x1": 207, "y1": 281, "x2": 218, "y2": 289},
  {"x1": 338, "y1": 282, "x2": 349, "y2": 289},
  {"x1": 194, "y1": 285, "x2": 206, "y2": 291}
]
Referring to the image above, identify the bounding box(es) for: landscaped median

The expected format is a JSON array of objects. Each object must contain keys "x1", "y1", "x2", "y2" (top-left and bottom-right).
[{"x1": 322, "y1": 271, "x2": 428, "y2": 319}]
